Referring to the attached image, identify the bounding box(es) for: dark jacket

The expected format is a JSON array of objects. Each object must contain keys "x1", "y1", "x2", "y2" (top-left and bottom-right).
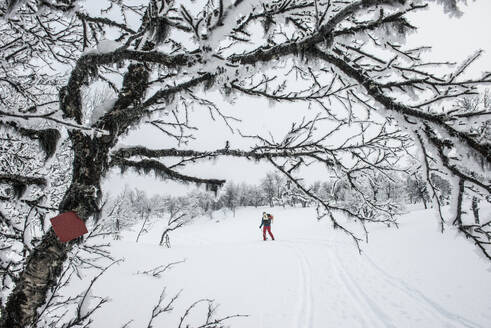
[{"x1": 259, "y1": 216, "x2": 272, "y2": 228}]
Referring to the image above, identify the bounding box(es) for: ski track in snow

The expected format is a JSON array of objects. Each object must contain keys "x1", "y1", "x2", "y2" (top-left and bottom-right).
[
  {"x1": 329, "y1": 244, "x2": 392, "y2": 327},
  {"x1": 363, "y1": 254, "x2": 484, "y2": 328},
  {"x1": 281, "y1": 242, "x2": 314, "y2": 328},
  {"x1": 323, "y1": 244, "x2": 373, "y2": 327},
  {"x1": 294, "y1": 238, "x2": 482, "y2": 328},
  {"x1": 171, "y1": 233, "x2": 484, "y2": 328},
  {"x1": 296, "y1": 238, "x2": 395, "y2": 328}
]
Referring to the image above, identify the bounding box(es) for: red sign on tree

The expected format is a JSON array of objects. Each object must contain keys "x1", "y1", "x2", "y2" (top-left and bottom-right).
[{"x1": 50, "y1": 212, "x2": 88, "y2": 242}]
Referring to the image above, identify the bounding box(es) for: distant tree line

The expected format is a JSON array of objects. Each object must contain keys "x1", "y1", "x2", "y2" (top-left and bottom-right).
[{"x1": 101, "y1": 169, "x2": 469, "y2": 246}]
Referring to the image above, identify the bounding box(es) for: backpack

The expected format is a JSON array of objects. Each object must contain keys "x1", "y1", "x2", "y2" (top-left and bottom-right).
[{"x1": 267, "y1": 214, "x2": 273, "y2": 220}]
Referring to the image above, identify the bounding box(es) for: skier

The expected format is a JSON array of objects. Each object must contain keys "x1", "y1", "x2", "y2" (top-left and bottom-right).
[{"x1": 259, "y1": 212, "x2": 275, "y2": 241}]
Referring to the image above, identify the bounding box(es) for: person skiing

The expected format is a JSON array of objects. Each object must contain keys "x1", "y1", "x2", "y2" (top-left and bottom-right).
[{"x1": 259, "y1": 212, "x2": 275, "y2": 241}]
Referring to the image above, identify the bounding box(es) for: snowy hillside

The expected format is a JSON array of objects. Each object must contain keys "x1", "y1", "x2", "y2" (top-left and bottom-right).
[{"x1": 64, "y1": 206, "x2": 491, "y2": 328}]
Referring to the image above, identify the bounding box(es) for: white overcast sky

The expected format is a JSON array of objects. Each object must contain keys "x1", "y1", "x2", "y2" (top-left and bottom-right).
[{"x1": 102, "y1": 0, "x2": 491, "y2": 197}]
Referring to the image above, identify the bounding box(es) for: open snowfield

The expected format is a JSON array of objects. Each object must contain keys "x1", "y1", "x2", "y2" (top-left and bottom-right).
[{"x1": 69, "y1": 205, "x2": 491, "y2": 328}]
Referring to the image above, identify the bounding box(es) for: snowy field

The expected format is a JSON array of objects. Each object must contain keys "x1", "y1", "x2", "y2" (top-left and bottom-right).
[{"x1": 71, "y1": 206, "x2": 491, "y2": 328}]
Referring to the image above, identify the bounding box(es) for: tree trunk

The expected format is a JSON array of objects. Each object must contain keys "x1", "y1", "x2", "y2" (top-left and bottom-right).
[
  {"x1": 1, "y1": 231, "x2": 69, "y2": 328},
  {"x1": 2, "y1": 58, "x2": 151, "y2": 327},
  {"x1": 136, "y1": 211, "x2": 149, "y2": 243},
  {"x1": 1, "y1": 132, "x2": 109, "y2": 328},
  {"x1": 472, "y1": 196, "x2": 480, "y2": 224},
  {"x1": 159, "y1": 228, "x2": 171, "y2": 246}
]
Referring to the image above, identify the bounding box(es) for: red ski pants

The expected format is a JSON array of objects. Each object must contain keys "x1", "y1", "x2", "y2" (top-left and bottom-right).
[{"x1": 263, "y1": 226, "x2": 275, "y2": 240}]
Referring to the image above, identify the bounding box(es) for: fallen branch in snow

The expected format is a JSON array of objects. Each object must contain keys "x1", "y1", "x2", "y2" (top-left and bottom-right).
[
  {"x1": 136, "y1": 259, "x2": 186, "y2": 279},
  {"x1": 139, "y1": 287, "x2": 248, "y2": 328},
  {"x1": 177, "y1": 298, "x2": 248, "y2": 328}
]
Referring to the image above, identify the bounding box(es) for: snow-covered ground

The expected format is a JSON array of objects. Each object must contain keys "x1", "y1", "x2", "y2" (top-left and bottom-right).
[{"x1": 71, "y1": 205, "x2": 491, "y2": 328}]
